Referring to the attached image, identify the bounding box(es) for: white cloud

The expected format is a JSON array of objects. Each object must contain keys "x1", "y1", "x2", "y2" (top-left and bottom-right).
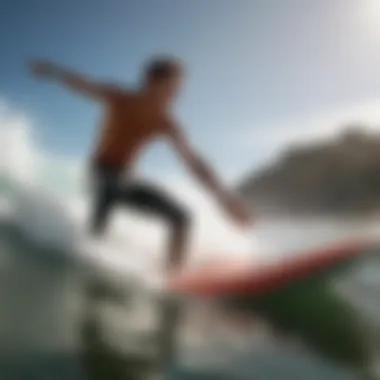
[
  {"x1": 0, "y1": 100, "x2": 82, "y2": 194},
  {"x1": 0, "y1": 101, "x2": 40, "y2": 184}
]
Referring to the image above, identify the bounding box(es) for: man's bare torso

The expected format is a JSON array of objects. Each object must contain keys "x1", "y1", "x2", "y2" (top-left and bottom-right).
[{"x1": 93, "y1": 89, "x2": 170, "y2": 168}]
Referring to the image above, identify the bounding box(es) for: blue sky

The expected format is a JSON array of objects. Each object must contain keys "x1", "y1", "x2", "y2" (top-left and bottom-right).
[{"x1": 1, "y1": 0, "x2": 380, "y2": 182}]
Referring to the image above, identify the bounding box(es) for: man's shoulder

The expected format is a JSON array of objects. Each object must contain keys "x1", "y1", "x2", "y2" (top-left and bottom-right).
[
  {"x1": 160, "y1": 114, "x2": 185, "y2": 140},
  {"x1": 159, "y1": 112, "x2": 177, "y2": 131},
  {"x1": 102, "y1": 82, "x2": 132, "y2": 99}
]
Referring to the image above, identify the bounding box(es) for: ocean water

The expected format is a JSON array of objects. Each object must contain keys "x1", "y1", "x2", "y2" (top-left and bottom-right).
[
  {"x1": 2, "y1": 191, "x2": 380, "y2": 380},
  {"x1": 2, "y1": 119, "x2": 380, "y2": 379}
]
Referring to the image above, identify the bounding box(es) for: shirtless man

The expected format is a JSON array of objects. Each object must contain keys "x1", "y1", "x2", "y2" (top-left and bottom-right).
[
  {"x1": 29, "y1": 56, "x2": 251, "y2": 272},
  {"x1": 29, "y1": 56, "x2": 251, "y2": 369}
]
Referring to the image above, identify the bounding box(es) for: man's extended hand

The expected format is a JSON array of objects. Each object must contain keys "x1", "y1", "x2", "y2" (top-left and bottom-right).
[
  {"x1": 222, "y1": 194, "x2": 253, "y2": 227},
  {"x1": 29, "y1": 60, "x2": 58, "y2": 79}
]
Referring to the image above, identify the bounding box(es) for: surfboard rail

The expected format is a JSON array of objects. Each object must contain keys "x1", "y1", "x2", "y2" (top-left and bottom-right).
[{"x1": 167, "y1": 238, "x2": 373, "y2": 297}]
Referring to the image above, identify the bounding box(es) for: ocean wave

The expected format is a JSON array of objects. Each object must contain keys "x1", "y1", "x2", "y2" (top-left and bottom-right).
[
  {"x1": 1, "y1": 172, "x2": 79, "y2": 248},
  {"x1": 1, "y1": 171, "x2": 171, "y2": 296}
]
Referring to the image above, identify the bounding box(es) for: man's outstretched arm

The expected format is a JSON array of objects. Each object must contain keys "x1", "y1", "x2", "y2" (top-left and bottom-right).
[
  {"x1": 166, "y1": 121, "x2": 252, "y2": 226},
  {"x1": 28, "y1": 60, "x2": 118, "y2": 101}
]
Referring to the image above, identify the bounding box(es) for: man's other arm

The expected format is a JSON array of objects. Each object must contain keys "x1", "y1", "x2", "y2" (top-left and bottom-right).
[
  {"x1": 165, "y1": 120, "x2": 252, "y2": 226},
  {"x1": 29, "y1": 60, "x2": 120, "y2": 101}
]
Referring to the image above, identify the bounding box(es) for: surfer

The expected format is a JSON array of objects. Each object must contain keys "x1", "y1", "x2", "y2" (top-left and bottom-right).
[{"x1": 28, "y1": 56, "x2": 251, "y2": 271}]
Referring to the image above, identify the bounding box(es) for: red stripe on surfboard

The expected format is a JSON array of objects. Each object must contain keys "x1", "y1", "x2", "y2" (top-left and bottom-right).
[{"x1": 167, "y1": 239, "x2": 372, "y2": 297}]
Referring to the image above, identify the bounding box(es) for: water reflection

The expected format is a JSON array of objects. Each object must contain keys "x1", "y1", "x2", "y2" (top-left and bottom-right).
[
  {"x1": 0, "y1": 223, "x2": 84, "y2": 380},
  {"x1": 79, "y1": 280, "x2": 158, "y2": 380},
  {"x1": 1, "y1": 218, "x2": 380, "y2": 380}
]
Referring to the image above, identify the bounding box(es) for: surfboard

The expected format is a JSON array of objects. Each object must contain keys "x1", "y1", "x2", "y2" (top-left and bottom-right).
[
  {"x1": 167, "y1": 238, "x2": 373, "y2": 297},
  {"x1": 166, "y1": 238, "x2": 379, "y2": 371}
]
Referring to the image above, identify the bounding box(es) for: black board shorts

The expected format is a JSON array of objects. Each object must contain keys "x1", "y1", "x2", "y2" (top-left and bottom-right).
[{"x1": 89, "y1": 160, "x2": 189, "y2": 235}]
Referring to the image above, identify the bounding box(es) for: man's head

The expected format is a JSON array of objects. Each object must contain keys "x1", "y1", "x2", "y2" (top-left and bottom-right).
[{"x1": 142, "y1": 56, "x2": 184, "y2": 103}]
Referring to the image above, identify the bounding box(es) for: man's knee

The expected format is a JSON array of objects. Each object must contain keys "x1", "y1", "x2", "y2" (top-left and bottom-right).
[{"x1": 168, "y1": 206, "x2": 190, "y2": 232}]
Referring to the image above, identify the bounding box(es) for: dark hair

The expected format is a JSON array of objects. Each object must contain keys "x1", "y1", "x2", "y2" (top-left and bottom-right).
[{"x1": 143, "y1": 56, "x2": 183, "y2": 84}]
